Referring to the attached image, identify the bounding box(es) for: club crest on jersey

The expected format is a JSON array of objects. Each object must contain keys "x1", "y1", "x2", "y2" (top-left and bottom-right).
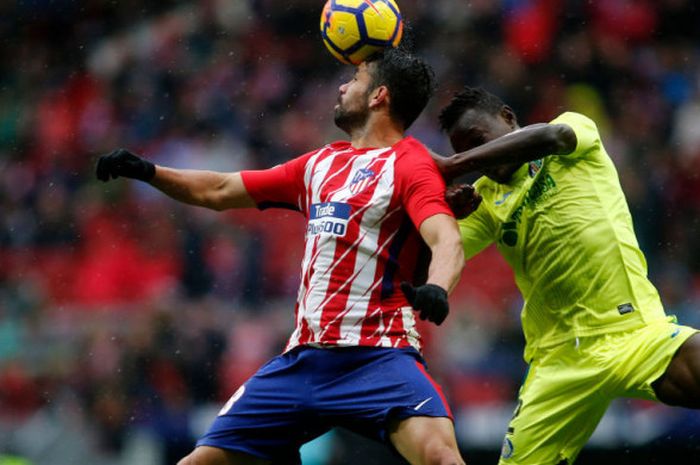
[
  {"x1": 349, "y1": 168, "x2": 376, "y2": 195},
  {"x1": 528, "y1": 159, "x2": 543, "y2": 177},
  {"x1": 308, "y1": 202, "x2": 351, "y2": 237}
]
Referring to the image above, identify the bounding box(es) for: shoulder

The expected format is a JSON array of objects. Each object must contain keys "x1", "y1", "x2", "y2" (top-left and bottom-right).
[
  {"x1": 549, "y1": 112, "x2": 599, "y2": 135},
  {"x1": 549, "y1": 112, "x2": 602, "y2": 158},
  {"x1": 393, "y1": 136, "x2": 432, "y2": 160}
]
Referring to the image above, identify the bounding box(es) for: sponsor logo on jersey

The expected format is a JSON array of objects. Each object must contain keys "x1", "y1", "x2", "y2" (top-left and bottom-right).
[
  {"x1": 349, "y1": 168, "x2": 377, "y2": 195},
  {"x1": 499, "y1": 164, "x2": 558, "y2": 247},
  {"x1": 308, "y1": 202, "x2": 351, "y2": 237}
]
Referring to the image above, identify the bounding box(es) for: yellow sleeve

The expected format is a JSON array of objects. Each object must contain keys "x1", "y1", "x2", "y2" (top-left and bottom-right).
[
  {"x1": 459, "y1": 202, "x2": 496, "y2": 261},
  {"x1": 550, "y1": 112, "x2": 601, "y2": 159}
]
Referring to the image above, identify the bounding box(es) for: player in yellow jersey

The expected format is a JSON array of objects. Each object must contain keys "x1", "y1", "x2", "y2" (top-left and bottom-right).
[{"x1": 435, "y1": 87, "x2": 700, "y2": 465}]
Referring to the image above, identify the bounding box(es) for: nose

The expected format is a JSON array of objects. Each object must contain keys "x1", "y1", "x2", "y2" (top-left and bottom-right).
[{"x1": 339, "y1": 82, "x2": 349, "y2": 94}]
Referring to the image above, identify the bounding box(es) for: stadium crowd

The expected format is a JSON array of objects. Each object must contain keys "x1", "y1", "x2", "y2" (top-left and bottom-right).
[{"x1": 1, "y1": 1, "x2": 699, "y2": 464}]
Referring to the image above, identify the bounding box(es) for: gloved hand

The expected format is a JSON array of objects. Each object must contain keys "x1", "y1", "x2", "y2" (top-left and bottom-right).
[
  {"x1": 96, "y1": 148, "x2": 156, "y2": 182},
  {"x1": 400, "y1": 282, "x2": 449, "y2": 325}
]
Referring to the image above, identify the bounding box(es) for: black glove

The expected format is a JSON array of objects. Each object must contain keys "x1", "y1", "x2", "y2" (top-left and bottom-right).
[
  {"x1": 96, "y1": 148, "x2": 155, "y2": 182},
  {"x1": 400, "y1": 282, "x2": 449, "y2": 325}
]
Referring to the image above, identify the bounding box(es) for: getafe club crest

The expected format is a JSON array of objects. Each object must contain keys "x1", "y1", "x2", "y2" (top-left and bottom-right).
[
  {"x1": 349, "y1": 168, "x2": 376, "y2": 194},
  {"x1": 528, "y1": 159, "x2": 543, "y2": 177}
]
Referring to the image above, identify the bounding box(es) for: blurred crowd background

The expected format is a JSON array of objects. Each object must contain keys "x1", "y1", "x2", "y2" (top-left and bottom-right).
[{"x1": 1, "y1": 0, "x2": 699, "y2": 464}]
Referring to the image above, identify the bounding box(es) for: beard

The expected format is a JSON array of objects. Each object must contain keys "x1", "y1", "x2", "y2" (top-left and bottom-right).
[{"x1": 334, "y1": 100, "x2": 370, "y2": 134}]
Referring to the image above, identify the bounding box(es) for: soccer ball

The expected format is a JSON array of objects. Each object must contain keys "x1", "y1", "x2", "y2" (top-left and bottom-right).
[{"x1": 320, "y1": 0, "x2": 403, "y2": 65}]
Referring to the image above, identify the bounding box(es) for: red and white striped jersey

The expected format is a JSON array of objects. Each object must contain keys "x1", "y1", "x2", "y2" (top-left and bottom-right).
[{"x1": 241, "y1": 137, "x2": 452, "y2": 352}]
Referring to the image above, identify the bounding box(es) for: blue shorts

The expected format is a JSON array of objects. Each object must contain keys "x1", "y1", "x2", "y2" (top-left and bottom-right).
[{"x1": 197, "y1": 346, "x2": 453, "y2": 464}]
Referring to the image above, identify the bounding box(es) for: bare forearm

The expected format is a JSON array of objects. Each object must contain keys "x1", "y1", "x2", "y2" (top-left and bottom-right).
[
  {"x1": 150, "y1": 166, "x2": 255, "y2": 210},
  {"x1": 426, "y1": 239, "x2": 464, "y2": 294}
]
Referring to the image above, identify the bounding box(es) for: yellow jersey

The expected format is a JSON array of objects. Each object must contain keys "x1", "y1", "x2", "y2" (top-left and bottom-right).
[{"x1": 459, "y1": 112, "x2": 667, "y2": 361}]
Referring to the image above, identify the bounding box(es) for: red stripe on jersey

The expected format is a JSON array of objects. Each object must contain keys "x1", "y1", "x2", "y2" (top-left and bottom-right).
[{"x1": 414, "y1": 361, "x2": 453, "y2": 420}]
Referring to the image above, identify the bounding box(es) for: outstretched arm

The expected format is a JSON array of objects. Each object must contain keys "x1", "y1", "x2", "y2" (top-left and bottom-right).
[
  {"x1": 436, "y1": 123, "x2": 577, "y2": 181},
  {"x1": 150, "y1": 166, "x2": 255, "y2": 210},
  {"x1": 96, "y1": 149, "x2": 255, "y2": 210}
]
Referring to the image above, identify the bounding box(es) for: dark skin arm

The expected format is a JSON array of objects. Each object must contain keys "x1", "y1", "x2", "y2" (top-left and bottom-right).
[
  {"x1": 652, "y1": 333, "x2": 700, "y2": 408},
  {"x1": 434, "y1": 123, "x2": 578, "y2": 182}
]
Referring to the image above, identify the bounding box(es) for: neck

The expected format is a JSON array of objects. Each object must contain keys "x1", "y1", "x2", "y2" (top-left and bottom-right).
[{"x1": 349, "y1": 114, "x2": 405, "y2": 149}]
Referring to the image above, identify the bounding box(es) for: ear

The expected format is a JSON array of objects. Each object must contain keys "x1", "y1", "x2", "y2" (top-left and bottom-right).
[
  {"x1": 501, "y1": 105, "x2": 518, "y2": 128},
  {"x1": 369, "y1": 85, "x2": 389, "y2": 110}
]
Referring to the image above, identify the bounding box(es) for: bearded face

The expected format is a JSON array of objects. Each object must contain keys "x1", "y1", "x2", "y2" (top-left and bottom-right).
[{"x1": 334, "y1": 62, "x2": 374, "y2": 134}]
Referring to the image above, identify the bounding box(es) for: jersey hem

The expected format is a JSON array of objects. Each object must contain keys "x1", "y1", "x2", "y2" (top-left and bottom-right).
[
  {"x1": 285, "y1": 338, "x2": 422, "y2": 354},
  {"x1": 524, "y1": 314, "x2": 669, "y2": 360}
]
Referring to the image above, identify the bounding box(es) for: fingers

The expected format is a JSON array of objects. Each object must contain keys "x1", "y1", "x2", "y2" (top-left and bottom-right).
[
  {"x1": 95, "y1": 149, "x2": 137, "y2": 182},
  {"x1": 446, "y1": 183, "x2": 482, "y2": 219},
  {"x1": 95, "y1": 156, "x2": 108, "y2": 181},
  {"x1": 95, "y1": 152, "x2": 119, "y2": 182},
  {"x1": 470, "y1": 190, "x2": 483, "y2": 210}
]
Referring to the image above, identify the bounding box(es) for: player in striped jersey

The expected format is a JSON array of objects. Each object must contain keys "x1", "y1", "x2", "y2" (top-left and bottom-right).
[
  {"x1": 97, "y1": 49, "x2": 466, "y2": 465},
  {"x1": 436, "y1": 87, "x2": 700, "y2": 465}
]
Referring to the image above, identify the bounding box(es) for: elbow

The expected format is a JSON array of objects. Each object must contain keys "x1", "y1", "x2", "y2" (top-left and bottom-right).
[
  {"x1": 432, "y1": 153, "x2": 456, "y2": 181},
  {"x1": 546, "y1": 124, "x2": 577, "y2": 155},
  {"x1": 196, "y1": 191, "x2": 229, "y2": 211}
]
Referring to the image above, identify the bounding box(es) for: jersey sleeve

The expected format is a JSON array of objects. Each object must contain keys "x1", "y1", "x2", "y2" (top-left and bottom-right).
[
  {"x1": 550, "y1": 112, "x2": 601, "y2": 159},
  {"x1": 458, "y1": 197, "x2": 497, "y2": 260},
  {"x1": 394, "y1": 139, "x2": 454, "y2": 229},
  {"x1": 240, "y1": 152, "x2": 313, "y2": 213}
]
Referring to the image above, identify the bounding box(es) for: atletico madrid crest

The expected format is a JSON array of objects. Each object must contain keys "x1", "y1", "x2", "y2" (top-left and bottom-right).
[{"x1": 349, "y1": 168, "x2": 376, "y2": 195}]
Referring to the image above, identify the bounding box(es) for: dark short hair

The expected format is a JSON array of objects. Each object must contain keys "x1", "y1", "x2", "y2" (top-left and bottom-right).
[
  {"x1": 439, "y1": 86, "x2": 507, "y2": 133},
  {"x1": 365, "y1": 48, "x2": 436, "y2": 130}
]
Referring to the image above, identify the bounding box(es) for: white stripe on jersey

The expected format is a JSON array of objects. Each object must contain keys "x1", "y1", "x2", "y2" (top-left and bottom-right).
[
  {"x1": 288, "y1": 148, "x2": 333, "y2": 349},
  {"x1": 297, "y1": 147, "x2": 355, "y2": 335},
  {"x1": 309, "y1": 147, "x2": 354, "y2": 205}
]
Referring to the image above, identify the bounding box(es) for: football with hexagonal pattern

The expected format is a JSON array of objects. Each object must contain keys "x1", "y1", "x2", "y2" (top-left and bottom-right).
[{"x1": 320, "y1": 0, "x2": 403, "y2": 65}]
